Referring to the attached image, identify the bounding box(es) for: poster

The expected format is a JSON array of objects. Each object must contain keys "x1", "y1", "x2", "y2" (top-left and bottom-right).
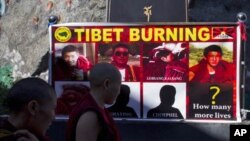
[{"x1": 49, "y1": 23, "x2": 242, "y2": 122}]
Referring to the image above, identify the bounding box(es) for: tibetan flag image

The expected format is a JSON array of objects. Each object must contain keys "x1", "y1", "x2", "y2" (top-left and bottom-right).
[{"x1": 212, "y1": 27, "x2": 235, "y2": 39}]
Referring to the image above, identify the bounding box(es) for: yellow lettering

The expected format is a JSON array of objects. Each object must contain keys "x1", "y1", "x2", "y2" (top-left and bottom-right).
[
  {"x1": 103, "y1": 28, "x2": 112, "y2": 42},
  {"x1": 166, "y1": 28, "x2": 178, "y2": 41},
  {"x1": 141, "y1": 28, "x2": 152, "y2": 41},
  {"x1": 198, "y1": 27, "x2": 210, "y2": 41},
  {"x1": 154, "y1": 28, "x2": 165, "y2": 41},
  {"x1": 179, "y1": 28, "x2": 184, "y2": 41},
  {"x1": 74, "y1": 29, "x2": 85, "y2": 42},
  {"x1": 113, "y1": 28, "x2": 124, "y2": 41},
  {"x1": 85, "y1": 29, "x2": 90, "y2": 41},
  {"x1": 91, "y1": 29, "x2": 101, "y2": 42},
  {"x1": 185, "y1": 28, "x2": 196, "y2": 41},
  {"x1": 129, "y1": 28, "x2": 140, "y2": 41}
]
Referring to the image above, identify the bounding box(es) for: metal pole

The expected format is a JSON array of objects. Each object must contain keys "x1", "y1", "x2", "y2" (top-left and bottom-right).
[{"x1": 237, "y1": 12, "x2": 248, "y2": 120}]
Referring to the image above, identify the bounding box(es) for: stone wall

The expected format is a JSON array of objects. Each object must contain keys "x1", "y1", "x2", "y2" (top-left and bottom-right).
[{"x1": 0, "y1": 0, "x2": 106, "y2": 81}]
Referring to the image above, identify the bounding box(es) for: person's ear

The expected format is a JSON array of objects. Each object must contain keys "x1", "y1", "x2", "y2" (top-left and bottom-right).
[
  {"x1": 104, "y1": 79, "x2": 110, "y2": 89},
  {"x1": 27, "y1": 100, "x2": 39, "y2": 116},
  {"x1": 204, "y1": 56, "x2": 207, "y2": 60},
  {"x1": 161, "y1": 57, "x2": 166, "y2": 62}
]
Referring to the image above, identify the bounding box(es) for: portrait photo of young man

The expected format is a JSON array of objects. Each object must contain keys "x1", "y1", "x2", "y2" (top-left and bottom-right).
[{"x1": 189, "y1": 43, "x2": 235, "y2": 83}]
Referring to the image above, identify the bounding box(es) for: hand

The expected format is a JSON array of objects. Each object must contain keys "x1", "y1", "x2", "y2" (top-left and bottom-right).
[
  {"x1": 72, "y1": 69, "x2": 84, "y2": 80},
  {"x1": 14, "y1": 130, "x2": 39, "y2": 141}
]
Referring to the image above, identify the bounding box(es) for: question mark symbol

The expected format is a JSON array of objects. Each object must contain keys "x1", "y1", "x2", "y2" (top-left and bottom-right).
[{"x1": 210, "y1": 86, "x2": 220, "y2": 105}]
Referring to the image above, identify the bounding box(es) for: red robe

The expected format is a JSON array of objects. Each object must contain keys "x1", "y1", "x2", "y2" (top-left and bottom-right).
[
  {"x1": 66, "y1": 93, "x2": 121, "y2": 141},
  {"x1": 190, "y1": 59, "x2": 235, "y2": 83},
  {"x1": 144, "y1": 60, "x2": 187, "y2": 82},
  {"x1": 123, "y1": 64, "x2": 140, "y2": 81},
  {"x1": 54, "y1": 55, "x2": 92, "y2": 81},
  {"x1": 111, "y1": 62, "x2": 141, "y2": 82},
  {"x1": 56, "y1": 84, "x2": 90, "y2": 115},
  {"x1": 0, "y1": 118, "x2": 51, "y2": 141}
]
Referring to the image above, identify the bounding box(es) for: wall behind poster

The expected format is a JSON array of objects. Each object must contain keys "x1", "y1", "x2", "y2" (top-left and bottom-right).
[
  {"x1": 50, "y1": 23, "x2": 241, "y2": 122},
  {"x1": 107, "y1": 0, "x2": 188, "y2": 22}
]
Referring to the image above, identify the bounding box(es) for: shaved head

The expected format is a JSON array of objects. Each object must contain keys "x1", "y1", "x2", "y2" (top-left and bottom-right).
[
  {"x1": 4, "y1": 77, "x2": 56, "y2": 113},
  {"x1": 89, "y1": 63, "x2": 121, "y2": 87}
]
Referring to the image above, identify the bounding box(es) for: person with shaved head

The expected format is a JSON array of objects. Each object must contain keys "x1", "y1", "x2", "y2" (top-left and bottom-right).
[
  {"x1": 0, "y1": 77, "x2": 57, "y2": 141},
  {"x1": 66, "y1": 63, "x2": 122, "y2": 141}
]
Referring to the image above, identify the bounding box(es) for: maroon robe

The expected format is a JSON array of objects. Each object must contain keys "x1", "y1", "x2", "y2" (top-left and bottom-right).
[
  {"x1": 190, "y1": 59, "x2": 235, "y2": 83},
  {"x1": 144, "y1": 60, "x2": 187, "y2": 82},
  {"x1": 66, "y1": 93, "x2": 121, "y2": 141},
  {"x1": 111, "y1": 62, "x2": 140, "y2": 82},
  {"x1": 55, "y1": 84, "x2": 90, "y2": 115},
  {"x1": 54, "y1": 55, "x2": 92, "y2": 81},
  {"x1": 0, "y1": 118, "x2": 51, "y2": 141}
]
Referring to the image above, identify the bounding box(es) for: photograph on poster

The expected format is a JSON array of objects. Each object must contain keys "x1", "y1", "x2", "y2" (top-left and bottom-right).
[
  {"x1": 188, "y1": 42, "x2": 235, "y2": 120},
  {"x1": 143, "y1": 83, "x2": 186, "y2": 120},
  {"x1": 107, "y1": 82, "x2": 140, "y2": 118},
  {"x1": 189, "y1": 42, "x2": 235, "y2": 83},
  {"x1": 54, "y1": 81, "x2": 90, "y2": 115},
  {"x1": 143, "y1": 42, "x2": 188, "y2": 82},
  {"x1": 98, "y1": 43, "x2": 141, "y2": 82},
  {"x1": 53, "y1": 43, "x2": 95, "y2": 81}
]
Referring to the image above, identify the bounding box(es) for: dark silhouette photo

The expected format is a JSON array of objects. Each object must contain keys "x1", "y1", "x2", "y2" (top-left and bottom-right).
[
  {"x1": 146, "y1": 85, "x2": 184, "y2": 119},
  {"x1": 108, "y1": 84, "x2": 138, "y2": 118}
]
